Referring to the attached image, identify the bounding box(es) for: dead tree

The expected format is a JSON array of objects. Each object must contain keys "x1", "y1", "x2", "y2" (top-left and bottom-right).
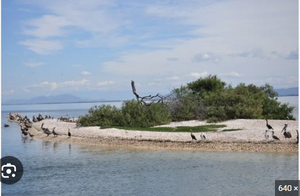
[{"x1": 131, "y1": 80, "x2": 165, "y2": 105}]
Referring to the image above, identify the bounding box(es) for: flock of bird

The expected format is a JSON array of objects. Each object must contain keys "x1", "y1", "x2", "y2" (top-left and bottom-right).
[
  {"x1": 189, "y1": 117, "x2": 298, "y2": 144},
  {"x1": 5, "y1": 113, "x2": 72, "y2": 139},
  {"x1": 40, "y1": 123, "x2": 72, "y2": 138},
  {"x1": 265, "y1": 117, "x2": 298, "y2": 143}
]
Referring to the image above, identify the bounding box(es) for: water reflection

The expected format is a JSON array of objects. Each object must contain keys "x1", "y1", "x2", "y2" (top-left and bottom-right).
[
  {"x1": 42, "y1": 141, "x2": 52, "y2": 150},
  {"x1": 69, "y1": 144, "x2": 72, "y2": 154}
]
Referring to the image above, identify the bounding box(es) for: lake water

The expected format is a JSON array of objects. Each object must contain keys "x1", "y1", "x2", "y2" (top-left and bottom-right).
[{"x1": 1, "y1": 97, "x2": 298, "y2": 196}]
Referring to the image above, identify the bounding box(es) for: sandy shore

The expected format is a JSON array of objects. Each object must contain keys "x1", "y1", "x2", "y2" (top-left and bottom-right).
[{"x1": 10, "y1": 115, "x2": 298, "y2": 154}]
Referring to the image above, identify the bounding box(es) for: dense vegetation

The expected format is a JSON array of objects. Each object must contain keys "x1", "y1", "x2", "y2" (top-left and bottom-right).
[
  {"x1": 166, "y1": 75, "x2": 295, "y2": 122},
  {"x1": 79, "y1": 100, "x2": 171, "y2": 127},
  {"x1": 78, "y1": 75, "x2": 295, "y2": 127}
]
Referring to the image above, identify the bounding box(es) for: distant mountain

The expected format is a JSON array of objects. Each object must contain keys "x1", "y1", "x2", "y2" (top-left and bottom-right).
[
  {"x1": 275, "y1": 87, "x2": 298, "y2": 96},
  {"x1": 2, "y1": 94, "x2": 90, "y2": 105}
]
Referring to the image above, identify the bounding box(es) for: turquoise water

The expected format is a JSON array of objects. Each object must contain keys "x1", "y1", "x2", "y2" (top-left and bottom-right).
[{"x1": 1, "y1": 98, "x2": 298, "y2": 196}]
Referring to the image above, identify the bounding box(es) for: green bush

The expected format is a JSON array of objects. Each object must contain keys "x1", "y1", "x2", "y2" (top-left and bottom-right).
[
  {"x1": 79, "y1": 76, "x2": 295, "y2": 126},
  {"x1": 78, "y1": 100, "x2": 172, "y2": 128},
  {"x1": 166, "y1": 85, "x2": 208, "y2": 121},
  {"x1": 170, "y1": 76, "x2": 295, "y2": 122},
  {"x1": 78, "y1": 105, "x2": 122, "y2": 127}
]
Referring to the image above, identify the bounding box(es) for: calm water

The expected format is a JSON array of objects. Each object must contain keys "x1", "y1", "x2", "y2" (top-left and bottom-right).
[
  {"x1": 278, "y1": 96, "x2": 298, "y2": 119},
  {"x1": 1, "y1": 98, "x2": 298, "y2": 196}
]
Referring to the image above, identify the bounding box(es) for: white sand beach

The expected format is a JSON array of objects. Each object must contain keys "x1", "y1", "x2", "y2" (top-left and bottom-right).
[{"x1": 8, "y1": 114, "x2": 297, "y2": 153}]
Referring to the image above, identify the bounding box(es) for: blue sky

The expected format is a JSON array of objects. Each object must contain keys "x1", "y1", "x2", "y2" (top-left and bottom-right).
[{"x1": 2, "y1": 0, "x2": 298, "y2": 102}]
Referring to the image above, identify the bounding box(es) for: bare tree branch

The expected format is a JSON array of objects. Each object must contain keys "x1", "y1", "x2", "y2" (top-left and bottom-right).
[
  {"x1": 131, "y1": 80, "x2": 140, "y2": 101},
  {"x1": 131, "y1": 80, "x2": 165, "y2": 105}
]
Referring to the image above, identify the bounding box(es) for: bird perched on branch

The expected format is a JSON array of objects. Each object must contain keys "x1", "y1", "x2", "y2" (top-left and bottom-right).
[{"x1": 190, "y1": 129, "x2": 197, "y2": 141}]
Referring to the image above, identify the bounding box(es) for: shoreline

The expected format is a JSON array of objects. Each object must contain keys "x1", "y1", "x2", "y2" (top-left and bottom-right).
[{"x1": 8, "y1": 113, "x2": 299, "y2": 154}]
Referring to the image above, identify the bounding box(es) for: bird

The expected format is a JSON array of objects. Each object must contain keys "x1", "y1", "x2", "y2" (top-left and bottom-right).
[
  {"x1": 271, "y1": 131, "x2": 280, "y2": 141},
  {"x1": 44, "y1": 129, "x2": 52, "y2": 136},
  {"x1": 200, "y1": 132, "x2": 206, "y2": 141},
  {"x1": 4, "y1": 124, "x2": 9, "y2": 127},
  {"x1": 21, "y1": 131, "x2": 28, "y2": 138},
  {"x1": 283, "y1": 131, "x2": 292, "y2": 139},
  {"x1": 296, "y1": 130, "x2": 298, "y2": 144},
  {"x1": 52, "y1": 127, "x2": 59, "y2": 136},
  {"x1": 190, "y1": 129, "x2": 197, "y2": 141},
  {"x1": 264, "y1": 130, "x2": 269, "y2": 140},
  {"x1": 29, "y1": 132, "x2": 34, "y2": 138},
  {"x1": 281, "y1": 117, "x2": 289, "y2": 133},
  {"x1": 266, "y1": 119, "x2": 273, "y2": 130},
  {"x1": 41, "y1": 123, "x2": 46, "y2": 131},
  {"x1": 281, "y1": 117, "x2": 291, "y2": 139},
  {"x1": 68, "y1": 129, "x2": 71, "y2": 137},
  {"x1": 41, "y1": 123, "x2": 51, "y2": 135}
]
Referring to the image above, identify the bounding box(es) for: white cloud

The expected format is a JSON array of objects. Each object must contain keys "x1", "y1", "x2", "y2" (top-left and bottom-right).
[
  {"x1": 192, "y1": 52, "x2": 221, "y2": 63},
  {"x1": 80, "y1": 71, "x2": 92, "y2": 76},
  {"x1": 25, "y1": 62, "x2": 44, "y2": 67},
  {"x1": 189, "y1": 72, "x2": 209, "y2": 78},
  {"x1": 220, "y1": 72, "x2": 241, "y2": 77},
  {"x1": 2, "y1": 90, "x2": 15, "y2": 95},
  {"x1": 23, "y1": 15, "x2": 71, "y2": 38},
  {"x1": 19, "y1": 39, "x2": 63, "y2": 55},
  {"x1": 24, "y1": 79, "x2": 89, "y2": 92},
  {"x1": 148, "y1": 82, "x2": 162, "y2": 87},
  {"x1": 20, "y1": 0, "x2": 126, "y2": 53},
  {"x1": 96, "y1": 80, "x2": 115, "y2": 86},
  {"x1": 229, "y1": 48, "x2": 265, "y2": 59},
  {"x1": 167, "y1": 57, "x2": 179, "y2": 61},
  {"x1": 167, "y1": 76, "x2": 180, "y2": 81},
  {"x1": 61, "y1": 79, "x2": 89, "y2": 87}
]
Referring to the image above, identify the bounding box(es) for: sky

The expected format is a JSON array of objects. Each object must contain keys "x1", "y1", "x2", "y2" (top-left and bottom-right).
[{"x1": 1, "y1": 0, "x2": 298, "y2": 102}]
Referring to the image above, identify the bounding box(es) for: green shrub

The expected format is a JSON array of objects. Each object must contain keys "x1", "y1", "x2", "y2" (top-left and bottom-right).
[
  {"x1": 170, "y1": 76, "x2": 295, "y2": 122},
  {"x1": 78, "y1": 100, "x2": 172, "y2": 128},
  {"x1": 121, "y1": 100, "x2": 171, "y2": 127},
  {"x1": 78, "y1": 105, "x2": 122, "y2": 127}
]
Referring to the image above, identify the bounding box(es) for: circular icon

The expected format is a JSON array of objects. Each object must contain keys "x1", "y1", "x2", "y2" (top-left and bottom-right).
[{"x1": 1, "y1": 156, "x2": 23, "y2": 184}]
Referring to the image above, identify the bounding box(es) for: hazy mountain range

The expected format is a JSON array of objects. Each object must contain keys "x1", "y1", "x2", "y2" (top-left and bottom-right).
[
  {"x1": 2, "y1": 87, "x2": 298, "y2": 105},
  {"x1": 2, "y1": 94, "x2": 99, "y2": 105}
]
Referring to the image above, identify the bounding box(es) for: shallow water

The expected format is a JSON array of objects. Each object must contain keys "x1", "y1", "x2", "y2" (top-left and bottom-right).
[{"x1": 1, "y1": 100, "x2": 298, "y2": 196}]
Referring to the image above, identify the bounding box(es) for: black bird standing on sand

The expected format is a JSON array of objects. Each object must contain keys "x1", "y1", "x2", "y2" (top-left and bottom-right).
[
  {"x1": 266, "y1": 119, "x2": 273, "y2": 130},
  {"x1": 281, "y1": 117, "x2": 291, "y2": 139},
  {"x1": 296, "y1": 130, "x2": 298, "y2": 144},
  {"x1": 200, "y1": 132, "x2": 206, "y2": 141},
  {"x1": 190, "y1": 129, "x2": 197, "y2": 141},
  {"x1": 52, "y1": 127, "x2": 59, "y2": 136},
  {"x1": 283, "y1": 131, "x2": 292, "y2": 139},
  {"x1": 281, "y1": 117, "x2": 289, "y2": 132},
  {"x1": 271, "y1": 131, "x2": 280, "y2": 141},
  {"x1": 29, "y1": 132, "x2": 34, "y2": 138},
  {"x1": 68, "y1": 129, "x2": 71, "y2": 137}
]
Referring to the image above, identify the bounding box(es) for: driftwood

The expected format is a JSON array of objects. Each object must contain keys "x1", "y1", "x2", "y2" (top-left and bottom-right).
[{"x1": 131, "y1": 80, "x2": 165, "y2": 105}]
